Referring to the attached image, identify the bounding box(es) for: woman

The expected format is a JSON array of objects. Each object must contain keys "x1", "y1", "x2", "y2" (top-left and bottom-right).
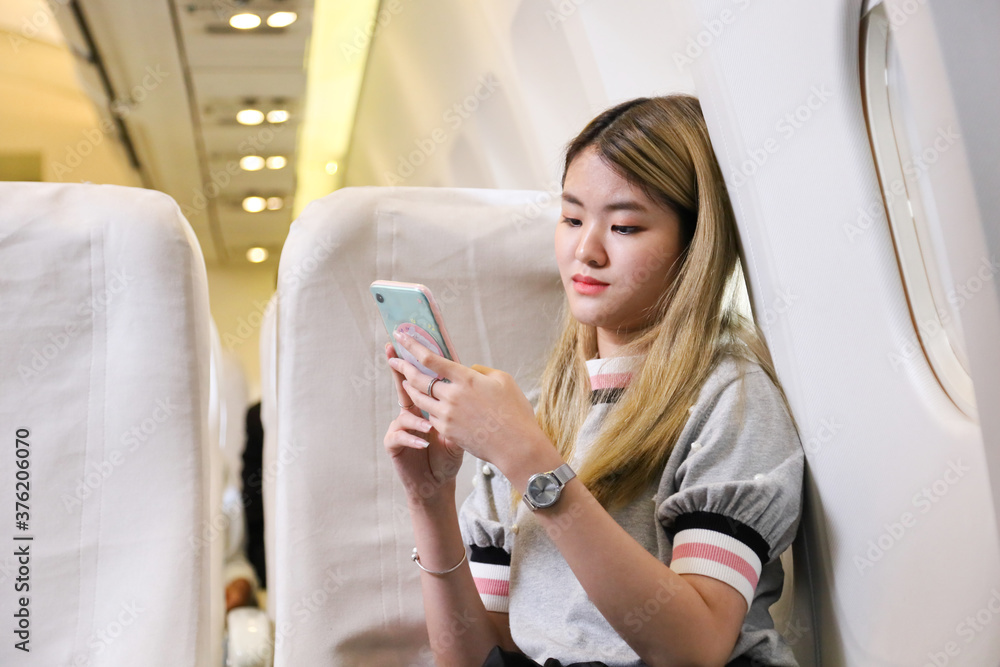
[{"x1": 382, "y1": 95, "x2": 804, "y2": 667}]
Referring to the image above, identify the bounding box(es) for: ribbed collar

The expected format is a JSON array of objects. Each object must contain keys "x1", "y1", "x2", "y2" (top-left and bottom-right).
[{"x1": 585, "y1": 354, "x2": 645, "y2": 404}]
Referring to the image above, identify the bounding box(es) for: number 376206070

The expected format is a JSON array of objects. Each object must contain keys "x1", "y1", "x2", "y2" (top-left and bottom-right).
[{"x1": 14, "y1": 429, "x2": 30, "y2": 532}]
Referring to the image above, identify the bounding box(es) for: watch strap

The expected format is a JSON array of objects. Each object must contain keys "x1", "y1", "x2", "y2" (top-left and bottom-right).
[{"x1": 552, "y1": 462, "x2": 576, "y2": 486}]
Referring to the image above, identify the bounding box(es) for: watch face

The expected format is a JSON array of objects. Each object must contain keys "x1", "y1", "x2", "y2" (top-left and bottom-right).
[{"x1": 527, "y1": 472, "x2": 560, "y2": 508}]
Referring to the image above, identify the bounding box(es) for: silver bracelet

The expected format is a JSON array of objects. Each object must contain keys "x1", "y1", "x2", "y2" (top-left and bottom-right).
[{"x1": 411, "y1": 547, "x2": 467, "y2": 575}]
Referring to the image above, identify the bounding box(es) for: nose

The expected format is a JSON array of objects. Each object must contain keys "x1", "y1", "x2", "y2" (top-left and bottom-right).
[{"x1": 575, "y1": 223, "x2": 607, "y2": 267}]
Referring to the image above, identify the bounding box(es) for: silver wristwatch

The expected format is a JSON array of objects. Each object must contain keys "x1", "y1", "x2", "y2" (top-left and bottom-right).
[{"x1": 522, "y1": 463, "x2": 576, "y2": 511}]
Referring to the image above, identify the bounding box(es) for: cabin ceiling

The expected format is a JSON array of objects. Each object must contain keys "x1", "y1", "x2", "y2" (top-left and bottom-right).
[{"x1": 46, "y1": 0, "x2": 315, "y2": 265}]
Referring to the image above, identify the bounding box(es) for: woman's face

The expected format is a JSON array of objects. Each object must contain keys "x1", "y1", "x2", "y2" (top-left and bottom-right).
[{"x1": 556, "y1": 146, "x2": 687, "y2": 351}]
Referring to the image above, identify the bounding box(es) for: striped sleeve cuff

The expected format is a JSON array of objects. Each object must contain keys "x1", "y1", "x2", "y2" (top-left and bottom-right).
[
  {"x1": 667, "y1": 513, "x2": 769, "y2": 611},
  {"x1": 469, "y1": 545, "x2": 510, "y2": 613}
]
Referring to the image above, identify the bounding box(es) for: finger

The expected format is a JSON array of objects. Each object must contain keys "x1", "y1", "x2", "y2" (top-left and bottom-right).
[
  {"x1": 385, "y1": 429, "x2": 430, "y2": 451},
  {"x1": 402, "y1": 379, "x2": 443, "y2": 416},
  {"x1": 396, "y1": 410, "x2": 433, "y2": 434},
  {"x1": 386, "y1": 343, "x2": 419, "y2": 412},
  {"x1": 393, "y1": 330, "x2": 467, "y2": 381},
  {"x1": 389, "y1": 355, "x2": 446, "y2": 403}
]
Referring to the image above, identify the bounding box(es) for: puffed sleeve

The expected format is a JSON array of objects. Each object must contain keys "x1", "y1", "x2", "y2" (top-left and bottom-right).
[
  {"x1": 656, "y1": 366, "x2": 804, "y2": 612},
  {"x1": 458, "y1": 459, "x2": 515, "y2": 612}
]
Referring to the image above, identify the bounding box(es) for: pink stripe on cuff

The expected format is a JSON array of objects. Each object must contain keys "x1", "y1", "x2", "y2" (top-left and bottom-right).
[
  {"x1": 671, "y1": 542, "x2": 759, "y2": 590},
  {"x1": 590, "y1": 372, "x2": 633, "y2": 390},
  {"x1": 474, "y1": 577, "x2": 510, "y2": 597}
]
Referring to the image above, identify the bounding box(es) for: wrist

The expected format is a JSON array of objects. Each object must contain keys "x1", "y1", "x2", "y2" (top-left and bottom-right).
[
  {"x1": 500, "y1": 431, "x2": 566, "y2": 494},
  {"x1": 406, "y1": 478, "x2": 457, "y2": 510}
]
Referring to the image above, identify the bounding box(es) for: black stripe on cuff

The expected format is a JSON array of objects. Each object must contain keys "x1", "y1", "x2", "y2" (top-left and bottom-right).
[
  {"x1": 469, "y1": 545, "x2": 511, "y2": 567},
  {"x1": 669, "y1": 511, "x2": 771, "y2": 564},
  {"x1": 590, "y1": 387, "x2": 625, "y2": 405}
]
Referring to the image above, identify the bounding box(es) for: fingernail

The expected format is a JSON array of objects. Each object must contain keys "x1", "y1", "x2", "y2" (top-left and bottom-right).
[
  {"x1": 412, "y1": 436, "x2": 429, "y2": 448},
  {"x1": 420, "y1": 420, "x2": 432, "y2": 432},
  {"x1": 393, "y1": 330, "x2": 404, "y2": 340},
  {"x1": 388, "y1": 358, "x2": 399, "y2": 369}
]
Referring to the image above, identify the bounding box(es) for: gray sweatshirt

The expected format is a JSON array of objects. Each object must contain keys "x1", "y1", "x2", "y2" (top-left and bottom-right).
[{"x1": 459, "y1": 354, "x2": 804, "y2": 666}]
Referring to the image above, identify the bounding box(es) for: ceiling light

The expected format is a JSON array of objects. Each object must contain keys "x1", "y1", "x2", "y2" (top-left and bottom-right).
[
  {"x1": 266, "y1": 155, "x2": 287, "y2": 169},
  {"x1": 266, "y1": 109, "x2": 289, "y2": 123},
  {"x1": 230, "y1": 13, "x2": 261, "y2": 30},
  {"x1": 267, "y1": 12, "x2": 297, "y2": 28},
  {"x1": 240, "y1": 155, "x2": 265, "y2": 171},
  {"x1": 246, "y1": 247, "x2": 269, "y2": 263},
  {"x1": 266, "y1": 197, "x2": 284, "y2": 210},
  {"x1": 242, "y1": 196, "x2": 266, "y2": 213},
  {"x1": 237, "y1": 109, "x2": 265, "y2": 125},
  {"x1": 325, "y1": 161, "x2": 338, "y2": 175}
]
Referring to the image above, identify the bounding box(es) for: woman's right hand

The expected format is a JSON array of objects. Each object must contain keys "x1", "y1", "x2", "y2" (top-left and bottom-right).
[{"x1": 382, "y1": 342, "x2": 465, "y2": 505}]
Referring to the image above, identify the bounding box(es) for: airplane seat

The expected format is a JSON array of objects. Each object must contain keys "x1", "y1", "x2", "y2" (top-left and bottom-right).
[
  {"x1": 0, "y1": 182, "x2": 214, "y2": 665},
  {"x1": 684, "y1": 0, "x2": 1000, "y2": 664},
  {"x1": 220, "y1": 349, "x2": 251, "y2": 482},
  {"x1": 270, "y1": 186, "x2": 564, "y2": 665},
  {"x1": 210, "y1": 327, "x2": 272, "y2": 667},
  {"x1": 207, "y1": 323, "x2": 227, "y2": 667},
  {"x1": 258, "y1": 292, "x2": 278, "y2": 621}
]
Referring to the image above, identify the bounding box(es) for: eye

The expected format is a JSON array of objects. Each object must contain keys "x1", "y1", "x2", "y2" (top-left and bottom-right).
[
  {"x1": 612, "y1": 225, "x2": 640, "y2": 235},
  {"x1": 562, "y1": 217, "x2": 582, "y2": 227}
]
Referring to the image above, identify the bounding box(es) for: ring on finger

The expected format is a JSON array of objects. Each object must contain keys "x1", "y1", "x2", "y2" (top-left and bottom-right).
[
  {"x1": 398, "y1": 399, "x2": 414, "y2": 409},
  {"x1": 426, "y1": 377, "x2": 440, "y2": 399}
]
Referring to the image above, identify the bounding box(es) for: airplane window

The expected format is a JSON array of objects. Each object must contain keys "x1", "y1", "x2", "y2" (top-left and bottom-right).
[{"x1": 860, "y1": 2, "x2": 976, "y2": 417}]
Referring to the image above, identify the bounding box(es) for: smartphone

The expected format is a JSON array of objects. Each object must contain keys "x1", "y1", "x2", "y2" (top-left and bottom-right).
[{"x1": 370, "y1": 280, "x2": 460, "y2": 379}]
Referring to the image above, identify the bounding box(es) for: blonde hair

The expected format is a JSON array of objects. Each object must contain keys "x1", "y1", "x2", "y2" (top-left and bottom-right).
[{"x1": 530, "y1": 95, "x2": 798, "y2": 510}]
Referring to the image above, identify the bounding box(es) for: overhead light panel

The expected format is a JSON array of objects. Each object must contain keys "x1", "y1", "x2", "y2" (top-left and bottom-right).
[
  {"x1": 266, "y1": 156, "x2": 287, "y2": 169},
  {"x1": 246, "y1": 247, "x2": 269, "y2": 263},
  {"x1": 237, "y1": 109, "x2": 265, "y2": 125},
  {"x1": 325, "y1": 161, "x2": 338, "y2": 175},
  {"x1": 267, "y1": 12, "x2": 298, "y2": 28},
  {"x1": 266, "y1": 197, "x2": 284, "y2": 211},
  {"x1": 240, "y1": 155, "x2": 265, "y2": 171},
  {"x1": 230, "y1": 13, "x2": 261, "y2": 29},
  {"x1": 242, "y1": 196, "x2": 267, "y2": 213},
  {"x1": 266, "y1": 109, "x2": 290, "y2": 123}
]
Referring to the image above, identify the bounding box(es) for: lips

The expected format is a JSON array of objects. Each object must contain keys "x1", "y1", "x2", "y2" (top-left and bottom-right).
[
  {"x1": 572, "y1": 274, "x2": 609, "y2": 286},
  {"x1": 572, "y1": 274, "x2": 609, "y2": 295}
]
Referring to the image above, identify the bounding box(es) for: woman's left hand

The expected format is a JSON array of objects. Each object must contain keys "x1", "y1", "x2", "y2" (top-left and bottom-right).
[{"x1": 388, "y1": 330, "x2": 545, "y2": 470}]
